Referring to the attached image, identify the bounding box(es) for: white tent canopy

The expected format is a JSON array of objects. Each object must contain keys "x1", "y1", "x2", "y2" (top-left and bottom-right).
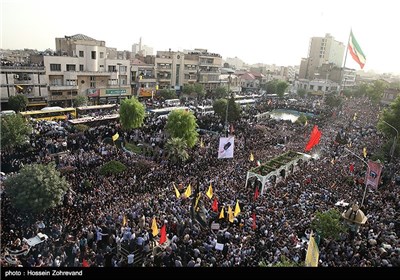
[{"x1": 245, "y1": 151, "x2": 311, "y2": 195}]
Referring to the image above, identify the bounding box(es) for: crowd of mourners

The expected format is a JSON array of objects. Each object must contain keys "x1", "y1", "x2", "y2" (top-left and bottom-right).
[{"x1": 1, "y1": 95, "x2": 399, "y2": 267}]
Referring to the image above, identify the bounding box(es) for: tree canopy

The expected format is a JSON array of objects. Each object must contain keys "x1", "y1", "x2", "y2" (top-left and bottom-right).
[
  {"x1": 276, "y1": 81, "x2": 289, "y2": 98},
  {"x1": 74, "y1": 95, "x2": 88, "y2": 107},
  {"x1": 119, "y1": 97, "x2": 145, "y2": 130},
  {"x1": 99, "y1": 160, "x2": 127, "y2": 176},
  {"x1": 8, "y1": 94, "x2": 28, "y2": 112},
  {"x1": 213, "y1": 97, "x2": 241, "y2": 124},
  {"x1": 1, "y1": 114, "x2": 32, "y2": 151},
  {"x1": 378, "y1": 95, "x2": 400, "y2": 159},
  {"x1": 165, "y1": 137, "x2": 189, "y2": 164},
  {"x1": 311, "y1": 209, "x2": 347, "y2": 240},
  {"x1": 166, "y1": 109, "x2": 198, "y2": 148},
  {"x1": 4, "y1": 163, "x2": 69, "y2": 213},
  {"x1": 159, "y1": 89, "x2": 178, "y2": 100}
]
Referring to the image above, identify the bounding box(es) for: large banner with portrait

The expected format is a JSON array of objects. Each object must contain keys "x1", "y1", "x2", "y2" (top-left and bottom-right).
[
  {"x1": 218, "y1": 136, "x2": 235, "y2": 159},
  {"x1": 365, "y1": 160, "x2": 382, "y2": 189}
]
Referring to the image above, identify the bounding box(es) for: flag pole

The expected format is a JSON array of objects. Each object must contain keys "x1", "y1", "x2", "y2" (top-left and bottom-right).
[{"x1": 340, "y1": 29, "x2": 352, "y2": 93}]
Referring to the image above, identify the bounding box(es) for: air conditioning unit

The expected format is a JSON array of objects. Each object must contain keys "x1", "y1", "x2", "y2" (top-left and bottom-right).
[{"x1": 14, "y1": 74, "x2": 19, "y2": 79}]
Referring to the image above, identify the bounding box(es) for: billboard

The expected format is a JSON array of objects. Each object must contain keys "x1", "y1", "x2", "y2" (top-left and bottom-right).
[{"x1": 218, "y1": 136, "x2": 235, "y2": 159}]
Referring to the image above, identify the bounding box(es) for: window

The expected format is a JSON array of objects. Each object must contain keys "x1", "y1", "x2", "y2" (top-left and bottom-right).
[
  {"x1": 100, "y1": 52, "x2": 104, "y2": 59},
  {"x1": 108, "y1": 79, "x2": 118, "y2": 86},
  {"x1": 50, "y1": 64, "x2": 61, "y2": 71},
  {"x1": 66, "y1": 64, "x2": 76, "y2": 71},
  {"x1": 79, "y1": 65, "x2": 84, "y2": 71},
  {"x1": 79, "y1": 51, "x2": 84, "y2": 57},
  {"x1": 318, "y1": 86, "x2": 322, "y2": 91},
  {"x1": 66, "y1": 79, "x2": 76, "y2": 86},
  {"x1": 310, "y1": 85, "x2": 314, "y2": 90},
  {"x1": 91, "y1": 51, "x2": 96, "y2": 59},
  {"x1": 108, "y1": 66, "x2": 117, "y2": 72},
  {"x1": 52, "y1": 92, "x2": 63, "y2": 96},
  {"x1": 90, "y1": 76, "x2": 96, "y2": 88}
]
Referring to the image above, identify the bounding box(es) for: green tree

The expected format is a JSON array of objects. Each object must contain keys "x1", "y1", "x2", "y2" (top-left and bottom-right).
[
  {"x1": 213, "y1": 86, "x2": 228, "y2": 99},
  {"x1": 324, "y1": 94, "x2": 343, "y2": 108},
  {"x1": 213, "y1": 98, "x2": 228, "y2": 121},
  {"x1": 264, "y1": 80, "x2": 278, "y2": 95},
  {"x1": 297, "y1": 88, "x2": 306, "y2": 98},
  {"x1": 119, "y1": 97, "x2": 145, "y2": 130},
  {"x1": 366, "y1": 80, "x2": 387, "y2": 104},
  {"x1": 276, "y1": 81, "x2": 289, "y2": 98},
  {"x1": 311, "y1": 209, "x2": 347, "y2": 241},
  {"x1": 182, "y1": 84, "x2": 195, "y2": 95},
  {"x1": 166, "y1": 109, "x2": 198, "y2": 148},
  {"x1": 194, "y1": 83, "x2": 205, "y2": 100},
  {"x1": 227, "y1": 96, "x2": 241, "y2": 122},
  {"x1": 1, "y1": 114, "x2": 32, "y2": 151},
  {"x1": 4, "y1": 163, "x2": 69, "y2": 213},
  {"x1": 213, "y1": 98, "x2": 241, "y2": 124},
  {"x1": 74, "y1": 95, "x2": 88, "y2": 107},
  {"x1": 165, "y1": 137, "x2": 189, "y2": 164},
  {"x1": 99, "y1": 160, "x2": 127, "y2": 176},
  {"x1": 159, "y1": 89, "x2": 177, "y2": 100},
  {"x1": 296, "y1": 113, "x2": 308, "y2": 126},
  {"x1": 8, "y1": 94, "x2": 28, "y2": 112},
  {"x1": 378, "y1": 95, "x2": 400, "y2": 159}
]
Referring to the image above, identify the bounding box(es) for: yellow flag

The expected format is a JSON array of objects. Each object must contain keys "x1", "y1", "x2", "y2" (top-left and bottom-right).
[
  {"x1": 184, "y1": 184, "x2": 192, "y2": 198},
  {"x1": 228, "y1": 206, "x2": 234, "y2": 223},
  {"x1": 173, "y1": 183, "x2": 180, "y2": 198},
  {"x1": 249, "y1": 152, "x2": 254, "y2": 162},
  {"x1": 305, "y1": 233, "x2": 319, "y2": 267},
  {"x1": 200, "y1": 139, "x2": 204, "y2": 148},
  {"x1": 122, "y1": 215, "x2": 127, "y2": 227},
  {"x1": 206, "y1": 183, "x2": 213, "y2": 199},
  {"x1": 363, "y1": 147, "x2": 367, "y2": 158},
  {"x1": 234, "y1": 200, "x2": 241, "y2": 217},
  {"x1": 151, "y1": 217, "x2": 159, "y2": 237},
  {"x1": 112, "y1": 132, "x2": 119, "y2": 141},
  {"x1": 219, "y1": 207, "x2": 225, "y2": 219}
]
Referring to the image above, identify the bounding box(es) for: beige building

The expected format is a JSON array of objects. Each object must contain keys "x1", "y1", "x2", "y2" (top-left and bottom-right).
[
  {"x1": 299, "y1": 33, "x2": 345, "y2": 80},
  {"x1": 0, "y1": 64, "x2": 48, "y2": 108},
  {"x1": 45, "y1": 34, "x2": 131, "y2": 105}
]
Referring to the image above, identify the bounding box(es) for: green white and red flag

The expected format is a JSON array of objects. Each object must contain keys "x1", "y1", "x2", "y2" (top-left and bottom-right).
[{"x1": 348, "y1": 31, "x2": 366, "y2": 69}]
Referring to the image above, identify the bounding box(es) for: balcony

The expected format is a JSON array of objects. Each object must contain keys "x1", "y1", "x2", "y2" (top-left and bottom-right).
[{"x1": 48, "y1": 85, "x2": 79, "y2": 91}]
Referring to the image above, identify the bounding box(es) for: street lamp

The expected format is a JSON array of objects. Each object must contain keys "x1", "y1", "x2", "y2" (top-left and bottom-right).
[{"x1": 382, "y1": 120, "x2": 398, "y2": 162}]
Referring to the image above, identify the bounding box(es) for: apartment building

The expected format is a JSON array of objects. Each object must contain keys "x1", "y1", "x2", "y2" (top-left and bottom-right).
[
  {"x1": 299, "y1": 33, "x2": 345, "y2": 80},
  {"x1": 45, "y1": 34, "x2": 131, "y2": 106}
]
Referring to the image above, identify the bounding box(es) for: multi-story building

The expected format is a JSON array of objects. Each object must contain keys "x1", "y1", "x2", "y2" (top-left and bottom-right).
[
  {"x1": 192, "y1": 49, "x2": 222, "y2": 92},
  {"x1": 132, "y1": 38, "x2": 153, "y2": 57},
  {"x1": 299, "y1": 33, "x2": 345, "y2": 80},
  {"x1": 0, "y1": 63, "x2": 48, "y2": 108},
  {"x1": 45, "y1": 34, "x2": 131, "y2": 105},
  {"x1": 131, "y1": 58, "x2": 157, "y2": 98}
]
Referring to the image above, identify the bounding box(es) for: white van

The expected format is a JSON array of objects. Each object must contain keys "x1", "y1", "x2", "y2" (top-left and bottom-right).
[
  {"x1": 0, "y1": 110, "x2": 16, "y2": 117},
  {"x1": 164, "y1": 99, "x2": 180, "y2": 107}
]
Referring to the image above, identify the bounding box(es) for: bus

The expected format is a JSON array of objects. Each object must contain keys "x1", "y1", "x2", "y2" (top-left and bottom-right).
[
  {"x1": 76, "y1": 104, "x2": 117, "y2": 118},
  {"x1": 235, "y1": 99, "x2": 256, "y2": 107},
  {"x1": 164, "y1": 99, "x2": 181, "y2": 107},
  {"x1": 196, "y1": 105, "x2": 214, "y2": 115},
  {"x1": 20, "y1": 107, "x2": 76, "y2": 121},
  {"x1": 147, "y1": 106, "x2": 190, "y2": 117}
]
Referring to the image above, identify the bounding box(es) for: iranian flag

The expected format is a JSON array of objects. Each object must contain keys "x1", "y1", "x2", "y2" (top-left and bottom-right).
[{"x1": 348, "y1": 31, "x2": 366, "y2": 69}]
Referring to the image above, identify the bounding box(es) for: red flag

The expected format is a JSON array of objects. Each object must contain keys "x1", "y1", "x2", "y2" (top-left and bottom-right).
[
  {"x1": 254, "y1": 187, "x2": 259, "y2": 201},
  {"x1": 159, "y1": 224, "x2": 167, "y2": 244},
  {"x1": 305, "y1": 125, "x2": 322, "y2": 152},
  {"x1": 349, "y1": 163, "x2": 354, "y2": 173},
  {"x1": 211, "y1": 198, "x2": 219, "y2": 212},
  {"x1": 252, "y1": 213, "x2": 257, "y2": 230},
  {"x1": 82, "y1": 259, "x2": 90, "y2": 267}
]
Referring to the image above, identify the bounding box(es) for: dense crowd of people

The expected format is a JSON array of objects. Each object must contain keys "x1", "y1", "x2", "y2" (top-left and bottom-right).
[{"x1": 1, "y1": 95, "x2": 399, "y2": 267}]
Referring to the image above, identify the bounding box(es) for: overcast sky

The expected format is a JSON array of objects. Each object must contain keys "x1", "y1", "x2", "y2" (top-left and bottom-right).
[{"x1": 1, "y1": 0, "x2": 399, "y2": 74}]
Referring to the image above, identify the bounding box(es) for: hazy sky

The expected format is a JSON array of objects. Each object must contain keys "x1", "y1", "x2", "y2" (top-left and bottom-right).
[{"x1": 1, "y1": 0, "x2": 399, "y2": 74}]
